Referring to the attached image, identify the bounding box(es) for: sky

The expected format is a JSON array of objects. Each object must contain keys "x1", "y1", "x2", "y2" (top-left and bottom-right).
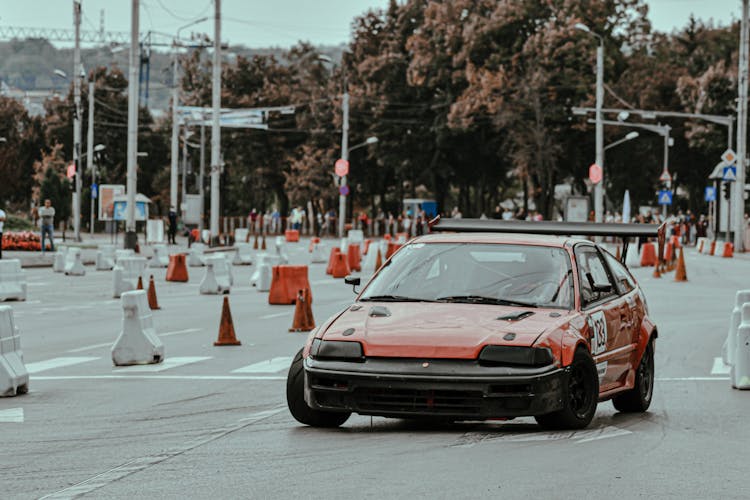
[{"x1": 0, "y1": 0, "x2": 743, "y2": 48}]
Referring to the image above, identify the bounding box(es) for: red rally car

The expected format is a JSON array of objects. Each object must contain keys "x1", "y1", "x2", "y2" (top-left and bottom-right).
[{"x1": 287, "y1": 219, "x2": 664, "y2": 430}]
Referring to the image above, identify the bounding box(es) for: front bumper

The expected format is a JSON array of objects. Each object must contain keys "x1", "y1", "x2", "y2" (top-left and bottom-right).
[{"x1": 304, "y1": 357, "x2": 567, "y2": 419}]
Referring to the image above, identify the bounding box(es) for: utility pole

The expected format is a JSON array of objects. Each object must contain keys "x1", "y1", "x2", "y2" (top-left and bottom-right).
[
  {"x1": 87, "y1": 80, "x2": 95, "y2": 236},
  {"x1": 73, "y1": 0, "x2": 82, "y2": 241},
  {"x1": 181, "y1": 129, "x2": 188, "y2": 204},
  {"x1": 199, "y1": 123, "x2": 206, "y2": 233},
  {"x1": 124, "y1": 0, "x2": 140, "y2": 250},
  {"x1": 594, "y1": 40, "x2": 604, "y2": 223},
  {"x1": 170, "y1": 45, "x2": 179, "y2": 217},
  {"x1": 338, "y1": 87, "x2": 349, "y2": 238},
  {"x1": 209, "y1": 0, "x2": 221, "y2": 244},
  {"x1": 735, "y1": 0, "x2": 749, "y2": 251}
]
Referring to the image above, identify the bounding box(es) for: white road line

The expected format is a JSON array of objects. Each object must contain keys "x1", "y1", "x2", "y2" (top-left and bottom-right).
[
  {"x1": 0, "y1": 407, "x2": 24, "y2": 423},
  {"x1": 25, "y1": 356, "x2": 99, "y2": 374},
  {"x1": 66, "y1": 328, "x2": 201, "y2": 353},
  {"x1": 32, "y1": 375, "x2": 286, "y2": 381},
  {"x1": 310, "y1": 279, "x2": 339, "y2": 286},
  {"x1": 656, "y1": 377, "x2": 731, "y2": 381},
  {"x1": 232, "y1": 356, "x2": 292, "y2": 373},
  {"x1": 711, "y1": 357, "x2": 731, "y2": 375},
  {"x1": 258, "y1": 311, "x2": 293, "y2": 319},
  {"x1": 113, "y1": 356, "x2": 211, "y2": 373},
  {"x1": 160, "y1": 328, "x2": 201, "y2": 338},
  {"x1": 40, "y1": 406, "x2": 285, "y2": 499}
]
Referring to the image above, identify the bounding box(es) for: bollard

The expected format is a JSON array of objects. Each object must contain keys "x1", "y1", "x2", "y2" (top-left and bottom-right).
[
  {"x1": 187, "y1": 243, "x2": 207, "y2": 267},
  {"x1": 96, "y1": 244, "x2": 116, "y2": 271},
  {"x1": 0, "y1": 260, "x2": 27, "y2": 302},
  {"x1": 0, "y1": 305, "x2": 29, "y2": 396},
  {"x1": 149, "y1": 244, "x2": 170, "y2": 268},
  {"x1": 200, "y1": 255, "x2": 231, "y2": 295},
  {"x1": 723, "y1": 290, "x2": 750, "y2": 366},
  {"x1": 111, "y1": 290, "x2": 164, "y2": 366},
  {"x1": 52, "y1": 248, "x2": 67, "y2": 273},
  {"x1": 232, "y1": 243, "x2": 253, "y2": 265},
  {"x1": 64, "y1": 247, "x2": 86, "y2": 276},
  {"x1": 732, "y1": 303, "x2": 750, "y2": 389}
]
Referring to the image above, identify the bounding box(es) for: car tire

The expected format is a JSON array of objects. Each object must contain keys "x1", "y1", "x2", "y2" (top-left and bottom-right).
[
  {"x1": 535, "y1": 347, "x2": 599, "y2": 430},
  {"x1": 286, "y1": 348, "x2": 350, "y2": 428},
  {"x1": 613, "y1": 338, "x2": 655, "y2": 413}
]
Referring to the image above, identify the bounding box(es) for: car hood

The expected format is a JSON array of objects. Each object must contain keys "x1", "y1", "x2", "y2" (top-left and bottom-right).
[{"x1": 321, "y1": 302, "x2": 571, "y2": 359}]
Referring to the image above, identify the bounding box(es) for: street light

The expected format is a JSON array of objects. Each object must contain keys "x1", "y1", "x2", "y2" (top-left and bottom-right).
[
  {"x1": 348, "y1": 136, "x2": 378, "y2": 154},
  {"x1": 87, "y1": 143, "x2": 106, "y2": 236},
  {"x1": 604, "y1": 131, "x2": 639, "y2": 151},
  {"x1": 575, "y1": 22, "x2": 605, "y2": 223}
]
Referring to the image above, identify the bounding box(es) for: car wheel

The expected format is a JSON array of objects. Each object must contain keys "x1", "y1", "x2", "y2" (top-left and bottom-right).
[
  {"x1": 535, "y1": 348, "x2": 599, "y2": 430},
  {"x1": 286, "y1": 348, "x2": 350, "y2": 428},
  {"x1": 613, "y1": 338, "x2": 655, "y2": 413}
]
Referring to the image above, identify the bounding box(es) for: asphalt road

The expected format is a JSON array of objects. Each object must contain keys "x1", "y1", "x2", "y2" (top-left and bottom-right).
[{"x1": 1, "y1": 240, "x2": 749, "y2": 499}]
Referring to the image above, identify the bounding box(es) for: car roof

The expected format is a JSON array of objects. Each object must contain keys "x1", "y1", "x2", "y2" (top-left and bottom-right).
[{"x1": 412, "y1": 232, "x2": 597, "y2": 247}]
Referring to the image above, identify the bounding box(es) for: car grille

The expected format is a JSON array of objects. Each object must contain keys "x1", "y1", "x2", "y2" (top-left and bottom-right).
[{"x1": 353, "y1": 387, "x2": 485, "y2": 415}]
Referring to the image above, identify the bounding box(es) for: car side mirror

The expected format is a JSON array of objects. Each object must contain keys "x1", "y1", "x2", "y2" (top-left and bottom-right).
[{"x1": 344, "y1": 275, "x2": 361, "y2": 294}]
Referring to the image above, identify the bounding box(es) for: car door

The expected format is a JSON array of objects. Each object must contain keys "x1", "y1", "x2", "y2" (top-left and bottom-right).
[{"x1": 574, "y1": 244, "x2": 629, "y2": 391}]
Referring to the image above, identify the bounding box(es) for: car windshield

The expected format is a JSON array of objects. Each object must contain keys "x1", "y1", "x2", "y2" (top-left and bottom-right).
[{"x1": 360, "y1": 242, "x2": 574, "y2": 309}]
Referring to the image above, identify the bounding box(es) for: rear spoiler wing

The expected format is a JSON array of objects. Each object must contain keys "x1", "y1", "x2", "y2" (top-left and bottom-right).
[{"x1": 429, "y1": 217, "x2": 666, "y2": 266}]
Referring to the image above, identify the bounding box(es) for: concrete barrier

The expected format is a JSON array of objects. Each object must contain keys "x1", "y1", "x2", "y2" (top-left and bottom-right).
[
  {"x1": 113, "y1": 256, "x2": 148, "y2": 298},
  {"x1": 724, "y1": 290, "x2": 750, "y2": 367},
  {"x1": 0, "y1": 260, "x2": 27, "y2": 302},
  {"x1": 114, "y1": 249, "x2": 135, "y2": 265},
  {"x1": 52, "y1": 248, "x2": 67, "y2": 273},
  {"x1": 235, "y1": 228, "x2": 249, "y2": 243},
  {"x1": 188, "y1": 243, "x2": 207, "y2": 267},
  {"x1": 95, "y1": 244, "x2": 116, "y2": 271},
  {"x1": 721, "y1": 241, "x2": 734, "y2": 258},
  {"x1": 146, "y1": 219, "x2": 165, "y2": 244},
  {"x1": 0, "y1": 306, "x2": 28, "y2": 396},
  {"x1": 732, "y1": 303, "x2": 750, "y2": 389},
  {"x1": 64, "y1": 247, "x2": 86, "y2": 276},
  {"x1": 347, "y1": 229, "x2": 364, "y2": 247},
  {"x1": 232, "y1": 242, "x2": 253, "y2": 265},
  {"x1": 269, "y1": 265, "x2": 311, "y2": 304},
  {"x1": 111, "y1": 290, "x2": 164, "y2": 366},
  {"x1": 361, "y1": 245, "x2": 380, "y2": 274},
  {"x1": 311, "y1": 242, "x2": 327, "y2": 263},
  {"x1": 624, "y1": 244, "x2": 641, "y2": 269},
  {"x1": 149, "y1": 244, "x2": 169, "y2": 268},
  {"x1": 251, "y1": 254, "x2": 278, "y2": 291},
  {"x1": 275, "y1": 237, "x2": 290, "y2": 264},
  {"x1": 200, "y1": 255, "x2": 232, "y2": 295}
]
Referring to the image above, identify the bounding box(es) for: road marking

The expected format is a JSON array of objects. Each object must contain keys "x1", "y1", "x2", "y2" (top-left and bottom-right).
[
  {"x1": 32, "y1": 374, "x2": 286, "y2": 381},
  {"x1": 711, "y1": 357, "x2": 731, "y2": 375},
  {"x1": 232, "y1": 356, "x2": 292, "y2": 373},
  {"x1": 310, "y1": 279, "x2": 339, "y2": 286},
  {"x1": 25, "y1": 356, "x2": 99, "y2": 374},
  {"x1": 454, "y1": 424, "x2": 631, "y2": 447},
  {"x1": 113, "y1": 356, "x2": 211, "y2": 373},
  {"x1": 40, "y1": 406, "x2": 285, "y2": 499},
  {"x1": 259, "y1": 311, "x2": 292, "y2": 319},
  {"x1": 656, "y1": 377, "x2": 730, "y2": 381},
  {"x1": 0, "y1": 407, "x2": 24, "y2": 423},
  {"x1": 66, "y1": 329, "x2": 201, "y2": 353}
]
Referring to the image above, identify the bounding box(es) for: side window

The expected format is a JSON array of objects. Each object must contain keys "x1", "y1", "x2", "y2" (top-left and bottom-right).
[
  {"x1": 603, "y1": 250, "x2": 636, "y2": 294},
  {"x1": 575, "y1": 246, "x2": 617, "y2": 307}
]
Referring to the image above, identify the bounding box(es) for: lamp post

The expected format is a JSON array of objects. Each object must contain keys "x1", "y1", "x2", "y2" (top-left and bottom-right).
[
  {"x1": 603, "y1": 131, "x2": 639, "y2": 152},
  {"x1": 575, "y1": 23, "x2": 605, "y2": 223},
  {"x1": 88, "y1": 143, "x2": 106, "y2": 235}
]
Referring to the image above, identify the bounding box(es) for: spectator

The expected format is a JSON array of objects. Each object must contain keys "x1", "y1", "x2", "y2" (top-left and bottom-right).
[
  {"x1": 0, "y1": 205, "x2": 5, "y2": 259},
  {"x1": 38, "y1": 199, "x2": 56, "y2": 254},
  {"x1": 451, "y1": 206, "x2": 462, "y2": 219},
  {"x1": 358, "y1": 211, "x2": 369, "y2": 235},
  {"x1": 167, "y1": 206, "x2": 177, "y2": 245},
  {"x1": 272, "y1": 208, "x2": 281, "y2": 234}
]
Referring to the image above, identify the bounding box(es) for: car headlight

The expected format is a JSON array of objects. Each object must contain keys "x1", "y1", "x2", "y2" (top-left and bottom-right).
[
  {"x1": 310, "y1": 339, "x2": 364, "y2": 361},
  {"x1": 478, "y1": 345, "x2": 554, "y2": 367}
]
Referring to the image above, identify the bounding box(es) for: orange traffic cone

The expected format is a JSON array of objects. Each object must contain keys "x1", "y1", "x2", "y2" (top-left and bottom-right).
[
  {"x1": 289, "y1": 289, "x2": 314, "y2": 332},
  {"x1": 375, "y1": 248, "x2": 382, "y2": 270},
  {"x1": 675, "y1": 247, "x2": 688, "y2": 282},
  {"x1": 652, "y1": 262, "x2": 662, "y2": 279},
  {"x1": 215, "y1": 296, "x2": 241, "y2": 346},
  {"x1": 137, "y1": 276, "x2": 144, "y2": 290},
  {"x1": 304, "y1": 288, "x2": 315, "y2": 330},
  {"x1": 253, "y1": 234, "x2": 259, "y2": 250},
  {"x1": 147, "y1": 275, "x2": 161, "y2": 310},
  {"x1": 261, "y1": 235, "x2": 267, "y2": 250}
]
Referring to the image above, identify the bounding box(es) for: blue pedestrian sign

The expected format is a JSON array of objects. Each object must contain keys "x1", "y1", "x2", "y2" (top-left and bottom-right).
[
  {"x1": 658, "y1": 190, "x2": 673, "y2": 205},
  {"x1": 91, "y1": 183, "x2": 98, "y2": 199},
  {"x1": 723, "y1": 165, "x2": 737, "y2": 182},
  {"x1": 704, "y1": 186, "x2": 716, "y2": 202}
]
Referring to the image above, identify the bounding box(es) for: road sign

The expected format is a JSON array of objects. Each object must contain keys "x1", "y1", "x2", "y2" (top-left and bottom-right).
[
  {"x1": 588, "y1": 164, "x2": 602, "y2": 184},
  {"x1": 721, "y1": 148, "x2": 737, "y2": 165},
  {"x1": 339, "y1": 185, "x2": 350, "y2": 196},
  {"x1": 704, "y1": 186, "x2": 716, "y2": 202},
  {"x1": 723, "y1": 165, "x2": 737, "y2": 182},
  {"x1": 334, "y1": 159, "x2": 349, "y2": 177},
  {"x1": 91, "y1": 183, "x2": 98, "y2": 199},
  {"x1": 659, "y1": 170, "x2": 671, "y2": 183},
  {"x1": 658, "y1": 190, "x2": 673, "y2": 205}
]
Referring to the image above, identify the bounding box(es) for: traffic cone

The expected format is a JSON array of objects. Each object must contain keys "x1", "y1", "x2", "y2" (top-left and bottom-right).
[
  {"x1": 261, "y1": 235, "x2": 267, "y2": 250},
  {"x1": 137, "y1": 276, "x2": 144, "y2": 290},
  {"x1": 304, "y1": 288, "x2": 315, "y2": 330},
  {"x1": 375, "y1": 248, "x2": 382, "y2": 270},
  {"x1": 253, "y1": 234, "x2": 259, "y2": 250},
  {"x1": 653, "y1": 262, "x2": 662, "y2": 279},
  {"x1": 147, "y1": 275, "x2": 161, "y2": 310},
  {"x1": 289, "y1": 289, "x2": 314, "y2": 332},
  {"x1": 675, "y1": 247, "x2": 688, "y2": 282},
  {"x1": 215, "y1": 296, "x2": 241, "y2": 346}
]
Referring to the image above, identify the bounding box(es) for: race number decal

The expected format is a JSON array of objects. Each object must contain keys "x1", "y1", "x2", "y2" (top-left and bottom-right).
[{"x1": 588, "y1": 311, "x2": 607, "y2": 355}]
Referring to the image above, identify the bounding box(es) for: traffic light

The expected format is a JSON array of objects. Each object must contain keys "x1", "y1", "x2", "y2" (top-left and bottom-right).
[{"x1": 723, "y1": 182, "x2": 732, "y2": 200}]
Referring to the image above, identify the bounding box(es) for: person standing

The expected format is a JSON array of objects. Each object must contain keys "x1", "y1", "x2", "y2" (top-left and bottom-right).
[
  {"x1": 0, "y1": 206, "x2": 5, "y2": 259},
  {"x1": 167, "y1": 206, "x2": 178, "y2": 245},
  {"x1": 38, "y1": 199, "x2": 56, "y2": 254}
]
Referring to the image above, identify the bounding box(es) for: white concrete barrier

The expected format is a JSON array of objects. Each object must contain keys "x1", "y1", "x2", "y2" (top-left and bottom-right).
[
  {"x1": 251, "y1": 254, "x2": 277, "y2": 291},
  {"x1": 311, "y1": 242, "x2": 327, "y2": 264},
  {"x1": 232, "y1": 243, "x2": 253, "y2": 265},
  {"x1": 149, "y1": 244, "x2": 169, "y2": 268},
  {"x1": 64, "y1": 247, "x2": 86, "y2": 276},
  {"x1": 339, "y1": 237, "x2": 349, "y2": 252},
  {"x1": 0, "y1": 306, "x2": 28, "y2": 396},
  {"x1": 724, "y1": 290, "x2": 750, "y2": 367},
  {"x1": 52, "y1": 248, "x2": 67, "y2": 273},
  {"x1": 113, "y1": 256, "x2": 148, "y2": 298},
  {"x1": 96, "y1": 244, "x2": 116, "y2": 271},
  {"x1": 732, "y1": 303, "x2": 750, "y2": 389},
  {"x1": 188, "y1": 243, "x2": 207, "y2": 267},
  {"x1": 235, "y1": 228, "x2": 249, "y2": 243},
  {"x1": 625, "y1": 244, "x2": 641, "y2": 269},
  {"x1": 200, "y1": 255, "x2": 231, "y2": 295},
  {"x1": 115, "y1": 249, "x2": 135, "y2": 265},
  {"x1": 0, "y1": 260, "x2": 27, "y2": 302},
  {"x1": 111, "y1": 290, "x2": 164, "y2": 366},
  {"x1": 361, "y1": 245, "x2": 381, "y2": 274},
  {"x1": 275, "y1": 237, "x2": 290, "y2": 264},
  {"x1": 702, "y1": 240, "x2": 718, "y2": 255},
  {"x1": 146, "y1": 219, "x2": 165, "y2": 244},
  {"x1": 347, "y1": 229, "x2": 364, "y2": 247}
]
